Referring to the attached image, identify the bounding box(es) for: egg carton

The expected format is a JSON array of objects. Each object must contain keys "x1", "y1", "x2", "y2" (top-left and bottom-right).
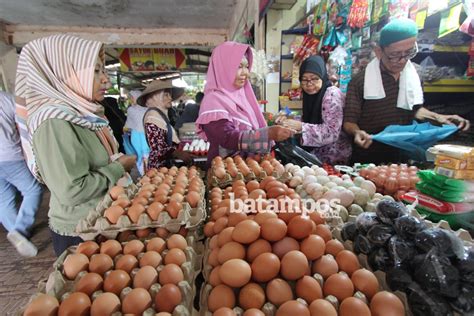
[
  {"x1": 207, "y1": 168, "x2": 291, "y2": 189},
  {"x1": 75, "y1": 198, "x2": 207, "y2": 241}
]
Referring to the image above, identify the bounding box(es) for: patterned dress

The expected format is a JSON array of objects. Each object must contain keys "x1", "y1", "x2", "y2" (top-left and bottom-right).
[
  {"x1": 301, "y1": 86, "x2": 352, "y2": 165},
  {"x1": 145, "y1": 123, "x2": 176, "y2": 170}
]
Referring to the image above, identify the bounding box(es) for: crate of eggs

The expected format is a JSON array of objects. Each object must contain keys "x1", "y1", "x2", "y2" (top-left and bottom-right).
[
  {"x1": 76, "y1": 166, "x2": 206, "y2": 240},
  {"x1": 208, "y1": 155, "x2": 289, "y2": 189},
  {"x1": 336, "y1": 199, "x2": 474, "y2": 315},
  {"x1": 199, "y1": 177, "x2": 407, "y2": 315},
  {"x1": 22, "y1": 234, "x2": 198, "y2": 316}
]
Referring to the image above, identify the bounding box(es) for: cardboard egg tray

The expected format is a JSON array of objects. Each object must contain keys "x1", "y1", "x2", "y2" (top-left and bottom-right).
[
  {"x1": 75, "y1": 184, "x2": 207, "y2": 240},
  {"x1": 207, "y1": 168, "x2": 292, "y2": 189},
  {"x1": 332, "y1": 209, "x2": 474, "y2": 316},
  {"x1": 19, "y1": 236, "x2": 202, "y2": 316}
]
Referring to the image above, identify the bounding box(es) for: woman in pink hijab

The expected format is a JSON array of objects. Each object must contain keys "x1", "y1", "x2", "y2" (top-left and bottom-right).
[{"x1": 196, "y1": 42, "x2": 293, "y2": 167}]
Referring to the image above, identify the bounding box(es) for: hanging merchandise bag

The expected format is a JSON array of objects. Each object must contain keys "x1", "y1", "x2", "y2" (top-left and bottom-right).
[{"x1": 371, "y1": 121, "x2": 458, "y2": 161}]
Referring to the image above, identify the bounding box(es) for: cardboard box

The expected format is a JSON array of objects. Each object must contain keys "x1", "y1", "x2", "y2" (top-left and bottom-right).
[
  {"x1": 435, "y1": 166, "x2": 474, "y2": 180},
  {"x1": 435, "y1": 154, "x2": 474, "y2": 170}
]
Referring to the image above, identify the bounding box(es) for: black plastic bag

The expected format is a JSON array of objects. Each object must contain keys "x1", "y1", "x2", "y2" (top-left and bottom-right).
[
  {"x1": 368, "y1": 247, "x2": 394, "y2": 271},
  {"x1": 355, "y1": 212, "x2": 380, "y2": 235},
  {"x1": 341, "y1": 222, "x2": 359, "y2": 241},
  {"x1": 388, "y1": 235, "x2": 416, "y2": 267},
  {"x1": 354, "y1": 234, "x2": 374, "y2": 255},
  {"x1": 367, "y1": 224, "x2": 395, "y2": 246},
  {"x1": 412, "y1": 251, "x2": 460, "y2": 298},
  {"x1": 455, "y1": 246, "x2": 474, "y2": 284},
  {"x1": 414, "y1": 228, "x2": 465, "y2": 259},
  {"x1": 274, "y1": 140, "x2": 322, "y2": 167},
  {"x1": 386, "y1": 267, "x2": 413, "y2": 292},
  {"x1": 376, "y1": 199, "x2": 408, "y2": 225},
  {"x1": 408, "y1": 283, "x2": 453, "y2": 316},
  {"x1": 394, "y1": 215, "x2": 426, "y2": 240},
  {"x1": 450, "y1": 283, "x2": 474, "y2": 314}
]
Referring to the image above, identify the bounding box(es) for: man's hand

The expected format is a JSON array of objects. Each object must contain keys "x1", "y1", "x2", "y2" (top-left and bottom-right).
[
  {"x1": 173, "y1": 150, "x2": 193, "y2": 164},
  {"x1": 117, "y1": 155, "x2": 137, "y2": 172},
  {"x1": 436, "y1": 114, "x2": 470, "y2": 131},
  {"x1": 354, "y1": 130, "x2": 372, "y2": 149},
  {"x1": 268, "y1": 125, "x2": 295, "y2": 142}
]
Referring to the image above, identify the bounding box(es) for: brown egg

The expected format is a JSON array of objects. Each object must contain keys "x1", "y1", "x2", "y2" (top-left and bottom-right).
[
  {"x1": 146, "y1": 237, "x2": 166, "y2": 253},
  {"x1": 154, "y1": 283, "x2": 182, "y2": 313},
  {"x1": 117, "y1": 230, "x2": 134, "y2": 243},
  {"x1": 166, "y1": 200, "x2": 182, "y2": 218},
  {"x1": 335, "y1": 250, "x2": 360, "y2": 276},
  {"x1": 147, "y1": 202, "x2": 164, "y2": 221},
  {"x1": 325, "y1": 239, "x2": 345, "y2": 257},
  {"x1": 277, "y1": 211, "x2": 298, "y2": 225},
  {"x1": 109, "y1": 186, "x2": 125, "y2": 200},
  {"x1": 132, "y1": 196, "x2": 149, "y2": 206},
  {"x1": 251, "y1": 253, "x2": 280, "y2": 283},
  {"x1": 214, "y1": 307, "x2": 236, "y2": 316},
  {"x1": 135, "y1": 228, "x2": 152, "y2": 239},
  {"x1": 89, "y1": 254, "x2": 114, "y2": 276},
  {"x1": 232, "y1": 220, "x2": 260, "y2": 244},
  {"x1": 243, "y1": 309, "x2": 265, "y2": 316},
  {"x1": 309, "y1": 299, "x2": 337, "y2": 316},
  {"x1": 63, "y1": 253, "x2": 89, "y2": 280},
  {"x1": 370, "y1": 291, "x2": 405, "y2": 316},
  {"x1": 74, "y1": 272, "x2": 103, "y2": 296},
  {"x1": 165, "y1": 248, "x2": 187, "y2": 266},
  {"x1": 280, "y1": 250, "x2": 308, "y2": 281},
  {"x1": 219, "y1": 259, "x2": 252, "y2": 287},
  {"x1": 154, "y1": 192, "x2": 169, "y2": 204},
  {"x1": 214, "y1": 217, "x2": 229, "y2": 234},
  {"x1": 159, "y1": 263, "x2": 184, "y2": 285},
  {"x1": 209, "y1": 265, "x2": 223, "y2": 286},
  {"x1": 104, "y1": 269, "x2": 131, "y2": 295},
  {"x1": 127, "y1": 204, "x2": 146, "y2": 223},
  {"x1": 156, "y1": 227, "x2": 170, "y2": 239},
  {"x1": 295, "y1": 276, "x2": 323, "y2": 304},
  {"x1": 123, "y1": 239, "x2": 145, "y2": 257},
  {"x1": 214, "y1": 167, "x2": 226, "y2": 179},
  {"x1": 259, "y1": 176, "x2": 277, "y2": 190},
  {"x1": 167, "y1": 234, "x2": 188, "y2": 250},
  {"x1": 351, "y1": 268, "x2": 379, "y2": 299},
  {"x1": 186, "y1": 191, "x2": 200, "y2": 208},
  {"x1": 308, "y1": 211, "x2": 325, "y2": 225},
  {"x1": 272, "y1": 237, "x2": 300, "y2": 259},
  {"x1": 100, "y1": 240, "x2": 122, "y2": 258},
  {"x1": 111, "y1": 197, "x2": 131, "y2": 208},
  {"x1": 115, "y1": 254, "x2": 138, "y2": 274},
  {"x1": 260, "y1": 218, "x2": 287, "y2": 242},
  {"x1": 138, "y1": 189, "x2": 153, "y2": 199},
  {"x1": 227, "y1": 212, "x2": 247, "y2": 227},
  {"x1": 276, "y1": 300, "x2": 310, "y2": 316},
  {"x1": 300, "y1": 234, "x2": 325, "y2": 261},
  {"x1": 287, "y1": 216, "x2": 313, "y2": 240},
  {"x1": 211, "y1": 206, "x2": 228, "y2": 221},
  {"x1": 339, "y1": 297, "x2": 371, "y2": 316},
  {"x1": 217, "y1": 241, "x2": 245, "y2": 264},
  {"x1": 314, "y1": 224, "x2": 332, "y2": 242},
  {"x1": 208, "y1": 248, "x2": 220, "y2": 267},
  {"x1": 217, "y1": 227, "x2": 234, "y2": 247},
  {"x1": 134, "y1": 265, "x2": 158, "y2": 290},
  {"x1": 239, "y1": 282, "x2": 265, "y2": 310},
  {"x1": 312, "y1": 254, "x2": 339, "y2": 279},
  {"x1": 58, "y1": 292, "x2": 91, "y2": 316},
  {"x1": 139, "y1": 251, "x2": 162, "y2": 268},
  {"x1": 246, "y1": 239, "x2": 272, "y2": 262},
  {"x1": 323, "y1": 273, "x2": 354, "y2": 301},
  {"x1": 208, "y1": 284, "x2": 236, "y2": 312},
  {"x1": 76, "y1": 241, "x2": 100, "y2": 258},
  {"x1": 246, "y1": 180, "x2": 260, "y2": 192},
  {"x1": 121, "y1": 288, "x2": 152, "y2": 315},
  {"x1": 204, "y1": 222, "x2": 216, "y2": 237},
  {"x1": 253, "y1": 211, "x2": 276, "y2": 225},
  {"x1": 90, "y1": 292, "x2": 121, "y2": 316},
  {"x1": 266, "y1": 278, "x2": 294, "y2": 306},
  {"x1": 24, "y1": 294, "x2": 59, "y2": 316},
  {"x1": 104, "y1": 205, "x2": 125, "y2": 224}
]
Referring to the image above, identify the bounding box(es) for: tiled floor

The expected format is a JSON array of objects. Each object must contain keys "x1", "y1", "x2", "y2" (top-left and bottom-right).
[{"x1": 0, "y1": 191, "x2": 56, "y2": 315}]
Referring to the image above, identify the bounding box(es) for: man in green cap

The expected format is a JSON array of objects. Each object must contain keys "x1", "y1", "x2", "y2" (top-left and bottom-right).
[{"x1": 343, "y1": 18, "x2": 470, "y2": 164}]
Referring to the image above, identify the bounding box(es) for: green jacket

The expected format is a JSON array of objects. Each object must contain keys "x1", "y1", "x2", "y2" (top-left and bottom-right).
[{"x1": 33, "y1": 119, "x2": 125, "y2": 235}]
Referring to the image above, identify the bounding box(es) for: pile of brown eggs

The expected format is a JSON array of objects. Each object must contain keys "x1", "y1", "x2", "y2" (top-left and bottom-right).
[
  {"x1": 24, "y1": 234, "x2": 193, "y2": 316},
  {"x1": 211, "y1": 156, "x2": 285, "y2": 181},
  {"x1": 104, "y1": 166, "x2": 204, "y2": 225},
  {"x1": 203, "y1": 176, "x2": 406, "y2": 316}
]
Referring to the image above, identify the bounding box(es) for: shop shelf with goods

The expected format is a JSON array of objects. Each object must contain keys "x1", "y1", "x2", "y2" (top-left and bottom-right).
[{"x1": 278, "y1": 25, "x2": 311, "y2": 112}]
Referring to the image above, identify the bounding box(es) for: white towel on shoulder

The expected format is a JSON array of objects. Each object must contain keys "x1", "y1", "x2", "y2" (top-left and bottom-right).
[{"x1": 363, "y1": 58, "x2": 424, "y2": 111}]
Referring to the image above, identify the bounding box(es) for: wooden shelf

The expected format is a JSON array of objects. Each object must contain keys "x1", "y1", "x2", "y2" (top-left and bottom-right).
[{"x1": 423, "y1": 79, "x2": 474, "y2": 93}]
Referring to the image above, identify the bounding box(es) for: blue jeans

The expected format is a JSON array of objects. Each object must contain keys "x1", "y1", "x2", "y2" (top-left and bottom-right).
[{"x1": 0, "y1": 160, "x2": 43, "y2": 237}]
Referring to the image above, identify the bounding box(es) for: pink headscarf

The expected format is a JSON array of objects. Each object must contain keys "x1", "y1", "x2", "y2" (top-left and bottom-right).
[{"x1": 196, "y1": 42, "x2": 267, "y2": 139}]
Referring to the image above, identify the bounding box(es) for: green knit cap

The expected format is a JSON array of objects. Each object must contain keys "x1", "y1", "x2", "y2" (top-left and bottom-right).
[{"x1": 379, "y1": 18, "x2": 418, "y2": 47}]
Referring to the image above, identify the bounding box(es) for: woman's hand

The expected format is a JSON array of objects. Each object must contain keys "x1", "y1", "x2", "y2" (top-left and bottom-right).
[
  {"x1": 281, "y1": 119, "x2": 302, "y2": 132},
  {"x1": 117, "y1": 155, "x2": 137, "y2": 172},
  {"x1": 173, "y1": 150, "x2": 193, "y2": 164},
  {"x1": 435, "y1": 114, "x2": 470, "y2": 131},
  {"x1": 354, "y1": 130, "x2": 372, "y2": 149},
  {"x1": 268, "y1": 125, "x2": 295, "y2": 142}
]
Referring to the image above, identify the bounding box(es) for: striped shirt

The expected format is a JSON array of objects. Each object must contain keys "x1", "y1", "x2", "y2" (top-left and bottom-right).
[{"x1": 344, "y1": 68, "x2": 420, "y2": 164}]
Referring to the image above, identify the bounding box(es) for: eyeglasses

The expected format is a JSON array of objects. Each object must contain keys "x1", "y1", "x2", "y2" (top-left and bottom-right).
[
  {"x1": 300, "y1": 77, "x2": 321, "y2": 85},
  {"x1": 383, "y1": 43, "x2": 418, "y2": 63}
]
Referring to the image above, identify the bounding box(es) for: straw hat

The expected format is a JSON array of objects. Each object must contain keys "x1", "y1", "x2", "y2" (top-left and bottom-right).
[{"x1": 137, "y1": 79, "x2": 184, "y2": 106}]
